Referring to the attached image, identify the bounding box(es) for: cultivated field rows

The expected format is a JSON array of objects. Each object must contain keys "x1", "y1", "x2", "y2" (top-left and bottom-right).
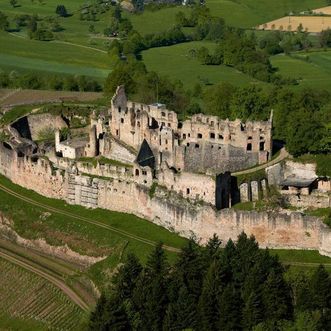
[{"x1": 0, "y1": 258, "x2": 85, "y2": 330}]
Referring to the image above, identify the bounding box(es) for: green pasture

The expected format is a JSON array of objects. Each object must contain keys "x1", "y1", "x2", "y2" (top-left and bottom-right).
[
  {"x1": 142, "y1": 41, "x2": 266, "y2": 89},
  {"x1": 271, "y1": 51, "x2": 331, "y2": 92},
  {"x1": 0, "y1": 32, "x2": 111, "y2": 78},
  {"x1": 123, "y1": 6, "x2": 191, "y2": 35},
  {"x1": 206, "y1": 0, "x2": 326, "y2": 28}
]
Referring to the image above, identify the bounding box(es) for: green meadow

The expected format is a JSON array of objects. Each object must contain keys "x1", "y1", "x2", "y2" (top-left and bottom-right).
[
  {"x1": 142, "y1": 41, "x2": 266, "y2": 89},
  {"x1": 271, "y1": 50, "x2": 331, "y2": 92},
  {"x1": 0, "y1": 31, "x2": 111, "y2": 78}
]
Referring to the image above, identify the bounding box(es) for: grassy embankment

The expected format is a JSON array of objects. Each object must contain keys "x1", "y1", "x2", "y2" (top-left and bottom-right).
[{"x1": 0, "y1": 174, "x2": 186, "y2": 287}]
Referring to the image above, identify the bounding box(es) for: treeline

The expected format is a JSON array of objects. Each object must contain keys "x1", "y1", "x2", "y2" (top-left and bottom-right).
[
  {"x1": 0, "y1": 70, "x2": 102, "y2": 92},
  {"x1": 89, "y1": 233, "x2": 331, "y2": 331}
]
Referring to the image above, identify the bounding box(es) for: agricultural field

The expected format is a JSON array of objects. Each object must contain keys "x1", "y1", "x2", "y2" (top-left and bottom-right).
[
  {"x1": 142, "y1": 41, "x2": 266, "y2": 90},
  {"x1": 0, "y1": 89, "x2": 103, "y2": 109},
  {"x1": 313, "y1": 5, "x2": 331, "y2": 15},
  {"x1": 0, "y1": 257, "x2": 86, "y2": 330},
  {"x1": 0, "y1": 32, "x2": 111, "y2": 79},
  {"x1": 271, "y1": 50, "x2": 331, "y2": 92},
  {"x1": 257, "y1": 15, "x2": 331, "y2": 33},
  {"x1": 206, "y1": 0, "x2": 326, "y2": 28}
]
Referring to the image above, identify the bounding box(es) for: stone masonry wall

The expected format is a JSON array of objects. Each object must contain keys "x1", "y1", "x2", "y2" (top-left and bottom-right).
[
  {"x1": 0, "y1": 143, "x2": 66, "y2": 199},
  {"x1": 1, "y1": 143, "x2": 330, "y2": 257},
  {"x1": 96, "y1": 179, "x2": 331, "y2": 256}
]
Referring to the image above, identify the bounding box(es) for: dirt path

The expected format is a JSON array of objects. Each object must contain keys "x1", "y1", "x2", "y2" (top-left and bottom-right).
[
  {"x1": 0, "y1": 183, "x2": 180, "y2": 253},
  {"x1": 9, "y1": 32, "x2": 107, "y2": 54},
  {"x1": 233, "y1": 148, "x2": 289, "y2": 176},
  {"x1": 0, "y1": 247, "x2": 89, "y2": 311}
]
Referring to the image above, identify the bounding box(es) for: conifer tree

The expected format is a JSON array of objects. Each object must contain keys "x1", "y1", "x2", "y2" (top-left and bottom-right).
[
  {"x1": 115, "y1": 253, "x2": 142, "y2": 300},
  {"x1": 89, "y1": 293, "x2": 108, "y2": 331},
  {"x1": 175, "y1": 239, "x2": 205, "y2": 301},
  {"x1": 310, "y1": 265, "x2": 331, "y2": 310},
  {"x1": 262, "y1": 269, "x2": 293, "y2": 322},
  {"x1": 199, "y1": 260, "x2": 222, "y2": 330},
  {"x1": 218, "y1": 284, "x2": 243, "y2": 331},
  {"x1": 144, "y1": 243, "x2": 169, "y2": 331}
]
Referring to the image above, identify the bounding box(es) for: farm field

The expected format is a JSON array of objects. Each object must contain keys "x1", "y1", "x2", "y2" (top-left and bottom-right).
[
  {"x1": 257, "y1": 15, "x2": 331, "y2": 33},
  {"x1": 142, "y1": 41, "x2": 266, "y2": 89},
  {"x1": 206, "y1": 0, "x2": 326, "y2": 28},
  {"x1": 0, "y1": 32, "x2": 111, "y2": 79},
  {"x1": 313, "y1": 5, "x2": 331, "y2": 15},
  {"x1": 271, "y1": 50, "x2": 331, "y2": 92},
  {"x1": 0, "y1": 257, "x2": 86, "y2": 330},
  {"x1": 0, "y1": 89, "x2": 103, "y2": 109}
]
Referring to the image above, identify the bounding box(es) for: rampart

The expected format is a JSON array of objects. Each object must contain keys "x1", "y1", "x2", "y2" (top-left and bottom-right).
[{"x1": 1, "y1": 142, "x2": 330, "y2": 257}]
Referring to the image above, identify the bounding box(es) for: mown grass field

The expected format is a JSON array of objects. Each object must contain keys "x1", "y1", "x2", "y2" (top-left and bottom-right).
[
  {"x1": 207, "y1": 0, "x2": 326, "y2": 28},
  {"x1": 124, "y1": 6, "x2": 191, "y2": 35},
  {"x1": 142, "y1": 41, "x2": 266, "y2": 89},
  {"x1": 0, "y1": 32, "x2": 111, "y2": 79},
  {"x1": 0, "y1": 257, "x2": 86, "y2": 330},
  {"x1": 271, "y1": 50, "x2": 331, "y2": 92}
]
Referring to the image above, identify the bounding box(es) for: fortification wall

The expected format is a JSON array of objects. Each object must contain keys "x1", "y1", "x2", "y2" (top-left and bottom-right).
[
  {"x1": 1, "y1": 143, "x2": 330, "y2": 257},
  {"x1": 0, "y1": 143, "x2": 66, "y2": 199},
  {"x1": 183, "y1": 142, "x2": 258, "y2": 174},
  {"x1": 95, "y1": 178, "x2": 331, "y2": 256}
]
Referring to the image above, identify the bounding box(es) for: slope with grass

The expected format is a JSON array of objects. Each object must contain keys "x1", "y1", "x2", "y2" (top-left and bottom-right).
[
  {"x1": 142, "y1": 41, "x2": 266, "y2": 89},
  {"x1": 0, "y1": 32, "x2": 111, "y2": 79},
  {"x1": 271, "y1": 50, "x2": 331, "y2": 92}
]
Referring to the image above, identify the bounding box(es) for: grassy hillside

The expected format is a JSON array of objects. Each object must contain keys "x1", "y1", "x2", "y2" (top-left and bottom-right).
[
  {"x1": 271, "y1": 50, "x2": 331, "y2": 92},
  {"x1": 142, "y1": 41, "x2": 266, "y2": 89},
  {"x1": 0, "y1": 32, "x2": 111, "y2": 79},
  {"x1": 207, "y1": 0, "x2": 326, "y2": 28}
]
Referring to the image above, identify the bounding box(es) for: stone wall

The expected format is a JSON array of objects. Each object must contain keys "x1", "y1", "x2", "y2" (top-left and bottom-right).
[
  {"x1": 1, "y1": 143, "x2": 331, "y2": 257},
  {"x1": 183, "y1": 142, "x2": 258, "y2": 174},
  {"x1": 94, "y1": 178, "x2": 331, "y2": 256},
  {"x1": 0, "y1": 143, "x2": 66, "y2": 199}
]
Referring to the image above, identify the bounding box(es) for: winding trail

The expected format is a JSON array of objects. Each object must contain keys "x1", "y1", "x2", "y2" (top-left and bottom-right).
[
  {"x1": 0, "y1": 247, "x2": 89, "y2": 311},
  {"x1": 233, "y1": 148, "x2": 289, "y2": 176},
  {"x1": 0, "y1": 183, "x2": 180, "y2": 253}
]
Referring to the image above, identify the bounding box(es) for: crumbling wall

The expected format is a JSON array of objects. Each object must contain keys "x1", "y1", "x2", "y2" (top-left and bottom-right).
[
  {"x1": 95, "y1": 178, "x2": 331, "y2": 256},
  {"x1": 183, "y1": 142, "x2": 258, "y2": 174},
  {"x1": 1, "y1": 142, "x2": 330, "y2": 257},
  {"x1": 0, "y1": 143, "x2": 66, "y2": 199}
]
